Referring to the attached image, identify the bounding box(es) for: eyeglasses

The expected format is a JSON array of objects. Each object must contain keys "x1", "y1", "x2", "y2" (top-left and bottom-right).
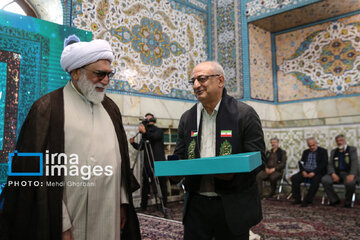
[
  {"x1": 83, "y1": 67, "x2": 115, "y2": 79},
  {"x1": 188, "y1": 74, "x2": 220, "y2": 85}
]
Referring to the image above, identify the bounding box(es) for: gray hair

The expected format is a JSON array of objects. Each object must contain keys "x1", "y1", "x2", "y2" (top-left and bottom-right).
[
  {"x1": 203, "y1": 61, "x2": 225, "y2": 79},
  {"x1": 335, "y1": 134, "x2": 345, "y2": 140},
  {"x1": 306, "y1": 137, "x2": 317, "y2": 143},
  {"x1": 270, "y1": 137, "x2": 279, "y2": 142}
]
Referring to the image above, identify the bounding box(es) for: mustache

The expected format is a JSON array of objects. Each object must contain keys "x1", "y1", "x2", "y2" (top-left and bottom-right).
[
  {"x1": 95, "y1": 83, "x2": 106, "y2": 89},
  {"x1": 194, "y1": 87, "x2": 205, "y2": 94}
]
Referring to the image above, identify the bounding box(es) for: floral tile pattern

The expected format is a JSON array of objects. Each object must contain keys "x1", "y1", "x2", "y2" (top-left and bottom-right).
[
  {"x1": 72, "y1": 0, "x2": 210, "y2": 100},
  {"x1": 249, "y1": 23, "x2": 274, "y2": 101},
  {"x1": 276, "y1": 14, "x2": 360, "y2": 102},
  {"x1": 246, "y1": 0, "x2": 316, "y2": 21},
  {"x1": 215, "y1": 0, "x2": 244, "y2": 99}
]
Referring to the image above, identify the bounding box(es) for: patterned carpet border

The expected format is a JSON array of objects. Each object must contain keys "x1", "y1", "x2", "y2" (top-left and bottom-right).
[
  {"x1": 137, "y1": 198, "x2": 360, "y2": 239},
  {"x1": 138, "y1": 213, "x2": 183, "y2": 240}
]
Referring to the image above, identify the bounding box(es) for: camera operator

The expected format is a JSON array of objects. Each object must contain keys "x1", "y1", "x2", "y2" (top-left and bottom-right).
[{"x1": 129, "y1": 113, "x2": 168, "y2": 210}]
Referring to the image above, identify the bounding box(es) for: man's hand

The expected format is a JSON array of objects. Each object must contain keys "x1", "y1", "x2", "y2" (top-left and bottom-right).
[
  {"x1": 331, "y1": 173, "x2": 340, "y2": 183},
  {"x1": 307, "y1": 172, "x2": 315, "y2": 178},
  {"x1": 301, "y1": 171, "x2": 308, "y2": 178},
  {"x1": 138, "y1": 124, "x2": 146, "y2": 133},
  {"x1": 62, "y1": 230, "x2": 73, "y2": 240},
  {"x1": 346, "y1": 174, "x2": 355, "y2": 183},
  {"x1": 120, "y1": 205, "x2": 127, "y2": 230},
  {"x1": 129, "y1": 137, "x2": 134, "y2": 144},
  {"x1": 265, "y1": 168, "x2": 275, "y2": 175}
]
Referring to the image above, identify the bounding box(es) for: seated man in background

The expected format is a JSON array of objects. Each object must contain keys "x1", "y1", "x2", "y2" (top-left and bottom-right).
[
  {"x1": 291, "y1": 137, "x2": 328, "y2": 207},
  {"x1": 256, "y1": 137, "x2": 287, "y2": 198},
  {"x1": 322, "y1": 134, "x2": 358, "y2": 208}
]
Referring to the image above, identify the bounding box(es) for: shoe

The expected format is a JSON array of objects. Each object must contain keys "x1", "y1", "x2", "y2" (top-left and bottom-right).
[
  {"x1": 301, "y1": 202, "x2": 311, "y2": 207},
  {"x1": 291, "y1": 200, "x2": 302, "y2": 205},
  {"x1": 344, "y1": 203, "x2": 351, "y2": 208},
  {"x1": 329, "y1": 200, "x2": 340, "y2": 206}
]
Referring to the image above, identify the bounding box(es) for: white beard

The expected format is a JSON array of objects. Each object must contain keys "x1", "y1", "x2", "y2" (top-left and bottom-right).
[{"x1": 77, "y1": 73, "x2": 106, "y2": 104}]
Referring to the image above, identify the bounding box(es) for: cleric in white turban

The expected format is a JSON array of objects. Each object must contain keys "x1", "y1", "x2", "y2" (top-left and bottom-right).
[
  {"x1": 1, "y1": 36, "x2": 141, "y2": 240},
  {"x1": 60, "y1": 38, "x2": 114, "y2": 73}
]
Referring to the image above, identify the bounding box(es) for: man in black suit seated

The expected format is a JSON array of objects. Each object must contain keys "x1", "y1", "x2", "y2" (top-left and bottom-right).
[
  {"x1": 322, "y1": 134, "x2": 358, "y2": 208},
  {"x1": 256, "y1": 137, "x2": 287, "y2": 198},
  {"x1": 173, "y1": 61, "x2": 265, "y2": 240},
  {"x1": 291, "y1": 137, "x2": 328, "y2": 207}
]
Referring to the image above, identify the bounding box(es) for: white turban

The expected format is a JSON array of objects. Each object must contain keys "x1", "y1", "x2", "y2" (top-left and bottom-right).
[{"x1": 60, "y1": 39, "x2": 114, "y2": 73}]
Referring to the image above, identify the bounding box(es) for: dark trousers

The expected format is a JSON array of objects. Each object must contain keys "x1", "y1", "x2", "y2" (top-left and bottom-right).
[
  {"x1": 321, "y1": 172, "x2": 358, "y2": 205},
  {"x1": 184, "y1": 195, "x2": 249, "y2": 240},
  {"x1": 256, "y1": 170, "x2": 282, "y2": 196},
  {"x1": 141, "y1": 168, "x2": 167, "y2": 208},
  {"x1": 291, "y1": 172, "x2": 322, "y2": 203}
]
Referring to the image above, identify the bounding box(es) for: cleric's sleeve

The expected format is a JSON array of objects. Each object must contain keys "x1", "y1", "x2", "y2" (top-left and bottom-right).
[{"x1": 120, "y1": 172, "x2": 129, "y2": 204}]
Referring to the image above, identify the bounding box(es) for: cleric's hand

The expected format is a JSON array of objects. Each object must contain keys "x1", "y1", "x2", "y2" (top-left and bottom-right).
[{"x1": 62, "y1": 230, "x2": 73, "y2": 240}]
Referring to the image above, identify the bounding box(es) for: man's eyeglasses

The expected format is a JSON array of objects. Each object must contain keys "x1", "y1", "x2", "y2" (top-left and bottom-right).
[
  {"x1": 188, "y1": 74, "x2": 220, "y2": 85},
  {"x1": 83, "y1": 67, "x2": 115, "y2": 79}
]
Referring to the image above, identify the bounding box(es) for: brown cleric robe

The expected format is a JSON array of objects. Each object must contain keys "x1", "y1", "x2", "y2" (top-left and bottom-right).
[{"x1": 0, "y1": 86, "x2": 141, "y2": 240}]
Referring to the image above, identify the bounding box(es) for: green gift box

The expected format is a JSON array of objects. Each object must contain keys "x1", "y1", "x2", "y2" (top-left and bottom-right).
[{"x1": 154, "y1": 152, "x2": 262, "y2": 176}]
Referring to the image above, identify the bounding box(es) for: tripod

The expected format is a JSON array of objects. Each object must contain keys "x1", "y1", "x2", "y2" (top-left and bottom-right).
[{"x1": 132, "y1": 135, "x2": 168, "y2": 218}]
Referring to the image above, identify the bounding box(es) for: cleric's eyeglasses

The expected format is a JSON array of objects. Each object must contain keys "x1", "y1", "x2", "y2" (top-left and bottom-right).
[
  {"x1": 83, "y1": 67, "x2": 115, "y2": 79},
  {"x1": 188, "y1": 74, "x2": 220, "y2": 85}
]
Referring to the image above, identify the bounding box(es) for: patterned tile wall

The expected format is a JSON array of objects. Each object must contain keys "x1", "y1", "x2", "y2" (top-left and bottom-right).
[
  {"x1": 248, "y1": 23, "x2": 274, "y2": 101},
  {"x1": 263, "y1": 124, "x2": 360, "y2": 176},
  {"x1": 247, "y1": 0, "x2": 360, "y2": 32},
  {"x1": 246, "y1": 0, "x2": 320, "y2": 22},
  {"x1": 276, "y1": 14, "x2": 360, "y2": 102},
  {"x1": 214, "y1": 0, "x2": 243, "y2": 99},
  {"x1": 72, "y1": 0, "x2": 210, "y2": 101}
]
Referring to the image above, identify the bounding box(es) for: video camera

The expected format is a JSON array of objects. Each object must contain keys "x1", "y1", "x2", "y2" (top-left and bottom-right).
[
  {"x1": 141, "y1": 118, "x2": 151, "y2": 128},
  {"x1": 140, "y1": 113, "x2": 156, "y2": 128}
]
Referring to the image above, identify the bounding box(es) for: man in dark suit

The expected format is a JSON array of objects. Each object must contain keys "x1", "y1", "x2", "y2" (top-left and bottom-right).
[
  {"x1": 291, "y1": 137, "x2": 328, "y2": 207},
  {"x1": 130, "y1": 113, "x2": 168, "y2": 210},
  {"x1": 256, "y1": 137, "x2": 287, "y2": 198},
  {"x1": 174, "y1": 61, "x2": 265, "y2": 240},
  {"x1": 322, "y1": 134, "x2": 358, "y2": 208}
]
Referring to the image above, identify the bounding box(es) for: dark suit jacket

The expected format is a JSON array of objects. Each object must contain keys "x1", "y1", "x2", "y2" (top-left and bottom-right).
[
  {"x1": 299, "y1": 147, "x2": 328, "y2": 175},
  {"x1": 0, "y1": 87, "x2": 141, "y2": 240},
  {"x1": 265, "y1": 148, "x2": 287, "y2": 173},
  {"x1": 328, "y1": 145, "x2": 358, "y2": 176},
  {"x1": 174, "y1": 88, "x2": 265, "y2": 235}
]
